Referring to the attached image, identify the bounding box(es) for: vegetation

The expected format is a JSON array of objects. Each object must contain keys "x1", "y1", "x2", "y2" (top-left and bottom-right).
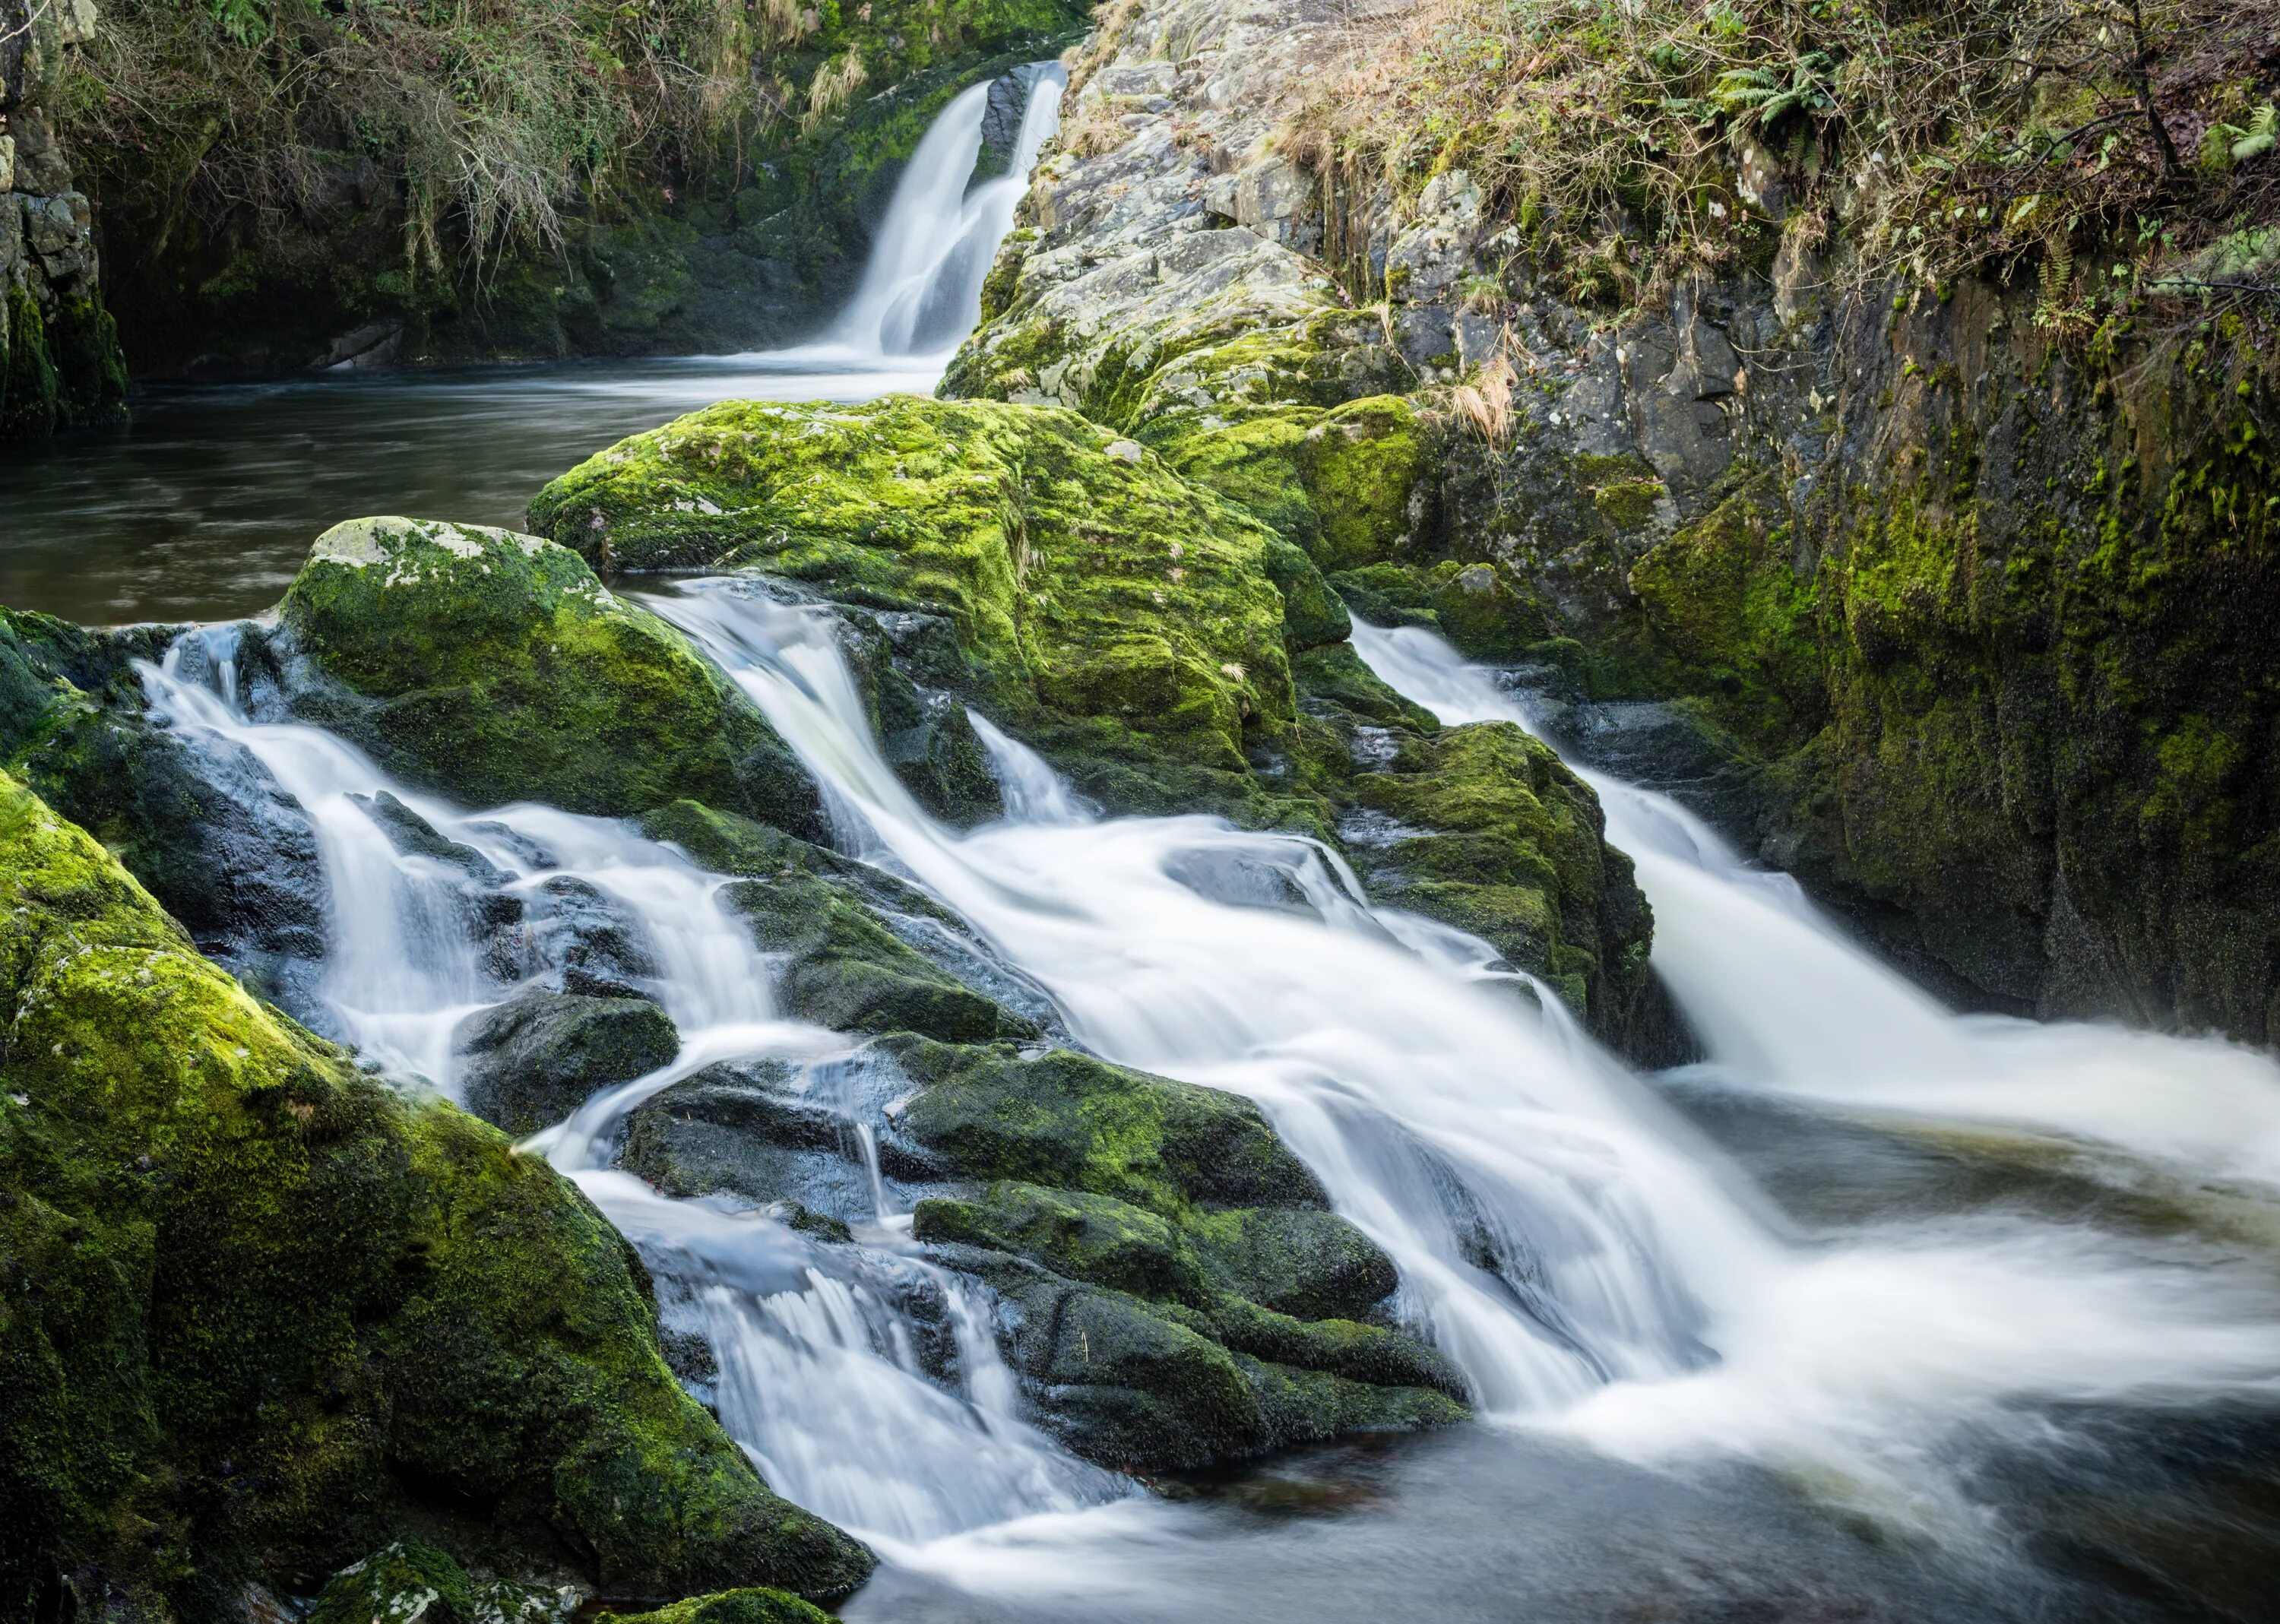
[{"x1": 1295, "y1": 0, "x2": 2280, "y2": 324}]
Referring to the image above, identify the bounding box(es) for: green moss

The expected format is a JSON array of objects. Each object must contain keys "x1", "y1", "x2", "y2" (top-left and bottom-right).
[
  {"x1": 0, "y1": 771, "x2": 872, "y2": 1612},
  {"x1": 529, "y1": 398, "x2": 1297, "y2": 778},
  {"x1": 1, "y1": 285, "x2": 60, "y2": 439},
  {"x1": 277, "y1": 517, "x2": 821, "y2": 831},
  {"x1": 599, "y1": 1588, "x2": 834, "y2": 1624},
  {"x1": 915, "y1": 1181, "x2": 1206, "y2": 1301},
  {"x1": 891, "y1": 1040, "x2": 1328, "y2": 1218},
  {"x1": 1355, "y1": 722, "x2": 1651, "y2": 1030},
  {"x1": 721, "y1": 871, "x2": 1031, "y2": 1042}
]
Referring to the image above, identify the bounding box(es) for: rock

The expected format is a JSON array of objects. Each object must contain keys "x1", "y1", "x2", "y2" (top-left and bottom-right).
[
  {"x1": 721, "y1": 871, "x2": 1028, "y2": 1043},
  {"x1": 527, "y1": 875, "x2": 657, "y2": 999},
  {"x1": 527, "y1": 397, "x2": 1302, "y2": 795},
  {"x1": 892, "y1": 1038, "x2": 1328, "y2": 1212},
  {"x1": 0, "y1": 771, "x2": 873, "y2": 1608},
  {"x1": 456, "y1": 988, "x2": 681, "y2": 1135},
  {"x1": 1183, "y1": 1205, "x2": 1398, "y2": 1322},
  {"x1": 597, "y1": 1588, "x2": 834, "y2": 1624},
  {"x1": 916, "y1": 1181, "x2": 1206, "y2": 1302},
  {"x1": 307, "y1": 1540, "x2": 578, "y2": 1624},
  {"x1": 277, "y1": 517, "x2": 822, "y2": 834}
]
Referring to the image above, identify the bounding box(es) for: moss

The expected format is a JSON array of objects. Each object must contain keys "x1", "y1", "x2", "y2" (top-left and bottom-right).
[
  {"x1": 1354, "y1": 722, "x2": 1651, "y2": 1030},
  {"x1": 720, "y1": 872, "x2": 1031, "y2": 1042},
  {"x1": 0, "y1": 771, "x2": 872, "y2": 1613},
  {"x1": 528, "y1": 398, "x2": 1297, "y2": 778},
  {"x1": 277, "y1": 518, "x2": 821, "y2": 832},
  {"x1": 1, "y1": 285, "x2": 60, "y2": 439},
  {"x1": 915, "y1": 1181, "x2": 1206, "y2": 1301},
  {"x1": 599, "y1": 1589, "x2": 834, "y2": 1624},
  {"x1": 890, "y1": 1039, "x2": 1328, "y2": 1217},
  {"x1": 1180, "y1": 1207, "x2": 1397, "y2": 1323}
]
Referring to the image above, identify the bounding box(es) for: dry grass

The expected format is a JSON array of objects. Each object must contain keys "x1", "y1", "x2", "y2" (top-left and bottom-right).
[{"x1": 1287, "y1": 0, "x2": 2280, "y2": 324}]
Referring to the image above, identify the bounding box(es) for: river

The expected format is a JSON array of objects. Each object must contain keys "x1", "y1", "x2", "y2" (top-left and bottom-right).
[{"x1": 16, "y1": 61, "x2": 2280, "y2": 1624}]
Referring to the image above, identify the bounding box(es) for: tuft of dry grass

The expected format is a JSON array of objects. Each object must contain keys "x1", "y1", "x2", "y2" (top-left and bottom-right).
[{"x1": 1287, "y1": 0, "x2": 2280, "y2": 324}]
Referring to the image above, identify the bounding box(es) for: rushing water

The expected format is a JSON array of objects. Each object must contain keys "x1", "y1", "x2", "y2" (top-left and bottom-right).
[
  {"x1": 0, "y1": 68, "x2": 1064, "y2": 628},
  {"x1": 19, "y1": 53, "x2": 2280, "y2": 1621}
]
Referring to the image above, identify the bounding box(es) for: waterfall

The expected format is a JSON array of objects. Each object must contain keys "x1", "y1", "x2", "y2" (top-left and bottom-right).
[
  {"x1": 136, "y1": 631, "x2": 1126, "y2": 1551},
  {"x1": 806, "y1": 66, "x2": 1067, "y2": 364},
  {"x1": 652, "y1": 583, "x2": 2280, "y2": 1533},
  {"x1": 1348, "y1": 620, "x2": 2280, "y2": 1188}
]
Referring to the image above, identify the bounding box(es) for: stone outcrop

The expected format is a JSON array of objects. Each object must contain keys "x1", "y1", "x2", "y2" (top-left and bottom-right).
[
  {"x1": 948, "y1": 0, "x2": 2280, "y2": 1044},
  {"x1": 0, "y1": 0, "x2": 125, "y2": 435}
]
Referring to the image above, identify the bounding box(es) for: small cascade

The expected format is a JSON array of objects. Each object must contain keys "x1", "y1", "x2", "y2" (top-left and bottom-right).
[
  {"x1": 136, "y1": 622, "x2": 1130, "y2": 1549},
  {"x1": 655, "y1": 581, "x2": 2280, "y2": 1530},
  {"x1": 1349, "y1": 620, "x2": 2280, "y2": 1189},
  {"x1": 817, "y1": 65, "x2": 1067, "y2": 362}
]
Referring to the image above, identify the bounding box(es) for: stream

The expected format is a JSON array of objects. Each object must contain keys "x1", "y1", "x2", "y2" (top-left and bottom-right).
[{"x1": 15, "y1": 61, "x2": 2280, "y2": 1624}]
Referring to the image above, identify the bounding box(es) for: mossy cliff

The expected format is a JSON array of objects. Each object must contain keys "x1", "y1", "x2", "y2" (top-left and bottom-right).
[
  {"x1": 68, "y1": 0, "x2": 1086, "y2": 378},
  {"x1": 944, "y1": 0, "x2": 2280, "y2": 1043},
  {"x1": 0, "y1": 769, "x2": 872, "y2": 1623},
  {"x1": 528, "y1": 394, "x2": 1658, "y2": 1045}
]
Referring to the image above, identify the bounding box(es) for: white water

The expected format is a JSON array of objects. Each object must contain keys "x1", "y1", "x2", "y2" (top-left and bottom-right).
[
  {"x1": 780, "y1": 65, "x2": 1066, "y2": 368},
  {"x1": 1350, "y1": 620, "x2": 2280, "y2": 1190},
  {"x1": 651, "y1": 584, "x2": 2280, "y2": 1534}
]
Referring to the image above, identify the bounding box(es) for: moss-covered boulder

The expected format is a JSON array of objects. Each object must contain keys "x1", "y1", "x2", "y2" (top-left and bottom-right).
[
  {"x1": 722, "y1": 872, "x2": 1031, "y2": 1043},
  {"x1": 276, "y1": 518, "x2": 821, "y2": 832},
  {"x1": 454, "y1": 989, "x2": 682, "y2": 1136},
  {"x1": 599, "y1": 1587, "x2": 833, "y2": 1624},
  {"x1": 527, "y1": 397, "x2": 1300, "y2": 791},
  {"x1": 0, "y1": 771, "x2": 872, "y2": 1612}
]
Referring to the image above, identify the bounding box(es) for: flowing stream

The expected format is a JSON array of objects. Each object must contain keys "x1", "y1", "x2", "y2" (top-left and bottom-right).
[{"x1": 25, "y1": 59, "x2": 2280, "y2": 1624}]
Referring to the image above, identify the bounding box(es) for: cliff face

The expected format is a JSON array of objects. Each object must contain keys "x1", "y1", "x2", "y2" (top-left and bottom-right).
[
  {"x1": 948, "y1": 0, "x2": 2280, "y2": 1043},
  {"x1": 0, "y1": 0, "x2": 125, "y2": 435}
]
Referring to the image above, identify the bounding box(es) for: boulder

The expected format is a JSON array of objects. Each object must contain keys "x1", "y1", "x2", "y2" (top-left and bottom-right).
[
  {"x1": 456, "y1": 988, "x2": 680, "y2": 1135},
  {"x1": 276, "y1": 517, "x2": 822, "y2": 833},
  {"x1": 0, "y1": 771, "x2": 872, "y2": 1610}
]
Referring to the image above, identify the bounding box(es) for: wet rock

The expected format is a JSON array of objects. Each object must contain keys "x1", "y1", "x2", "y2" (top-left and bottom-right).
[
  {"x1": 456, "y1": 987, "x2": 679, "y2": 1136},
  {"x1": 277, "y1": 517, "x2": 823, "y2": 835},
  {"x1": 1183, "y1": 1205, "x2": 1398, "y2": 1322},
  {"x1": 308, "y1": 1540, "x2": 580, "y2": 1624},
  {"x1": 722, "y1": 871, "x2": 1031, "y2": 1043},
  {"x1": 527, "y1": 874, "x2": 657, "y2": 999},
  {"x1": 597, "y1": 1588, "x2": 834, "y2": 1624},
  {"x1": 916, "y1": 1181, "x2": 1205, "y2": 1302}
]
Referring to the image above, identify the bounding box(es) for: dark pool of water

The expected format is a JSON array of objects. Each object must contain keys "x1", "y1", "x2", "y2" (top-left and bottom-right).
[{"x1": 0, "y1": 353, "x2": 941, "y2": 627}]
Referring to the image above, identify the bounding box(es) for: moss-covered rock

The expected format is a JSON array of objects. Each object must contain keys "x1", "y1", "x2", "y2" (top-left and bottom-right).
[
  {"x1": 454, "y1": 989, "x2": 681, "y2": 1136},
  {"x1": 277, "y1": 518, "x2": 821, "y2": 832},
  {"x1": 527, "y1": 397, "x2": 1299, "y2": 786},
  {"x1": 0, "y1": 771, "x2": 872, "y2": 1611},
  {"x1": 891, "y1": 1039, "x2": 1328, "y2": 1214},
  {"x1": 723, "y1": 872, "x2": 1031, "y2": 1043},
  {"x1": 306, "y1": 1538, "x2": 575, "y2": 1624},
  {"x1": 598, "y1": 1588, "x2": 834, "y2": 1624},
  {"x1": 916, "y1": 1180, "x2": 1205, "y2": 1302}
]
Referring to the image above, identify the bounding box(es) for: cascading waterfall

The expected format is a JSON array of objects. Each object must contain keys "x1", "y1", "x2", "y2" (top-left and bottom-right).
[
  {"x1": 1349, "y1": 620, "x2": 2280, "y2": 1188},
  {"x1": 656, "y1": 581, "x2": 2280, "y2": 1536},
  {"x1": 806, "y1": 66, "x2": 1067, "y2": 363},
  {"x1": 136, "y1": 628, "x2": 1126, "y2": 1551}
]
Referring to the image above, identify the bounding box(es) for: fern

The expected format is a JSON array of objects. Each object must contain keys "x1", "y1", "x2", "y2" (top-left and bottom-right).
[{"x1": 2202, "y1": 104, "x2": 2277, "y2": 172}]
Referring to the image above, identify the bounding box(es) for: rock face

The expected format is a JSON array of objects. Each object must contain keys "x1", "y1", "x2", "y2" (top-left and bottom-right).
[
  {"x1": 0, "y1": 770, "x2": 873, "y2": 1618},
  {"x1": 945, "y1": 0, "x2": 2280, "y2": 1045},
  {"x1": 456, "y1": 989, "x2": 681, "y2": 1138},
  {"x1": 275, "y1": 517, "x2": 824, "y2": 834},
  {"x1": 0, "y1": 0, "x2": 126, "y2": 435}
]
